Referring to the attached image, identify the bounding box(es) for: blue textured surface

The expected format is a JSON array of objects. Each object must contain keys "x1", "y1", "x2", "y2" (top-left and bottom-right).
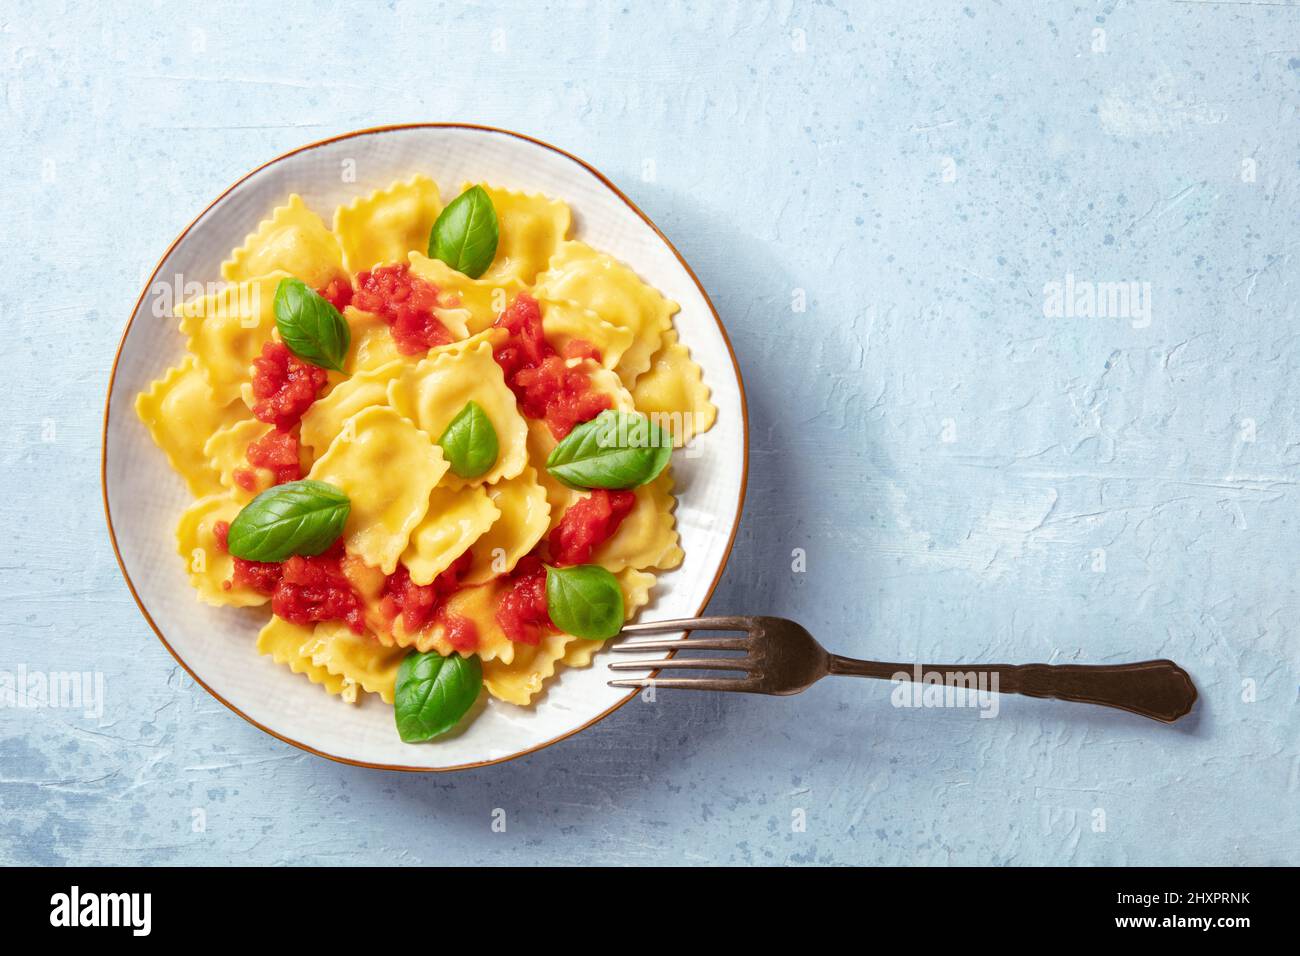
[{"x1": 3, "y1": 0, "x2": 1298, "y2": 865}]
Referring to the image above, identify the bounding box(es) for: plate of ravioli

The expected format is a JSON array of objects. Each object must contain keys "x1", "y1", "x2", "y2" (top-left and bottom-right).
[{"x1": 103, "y1": 124, "x2": 747, "y2": 770}]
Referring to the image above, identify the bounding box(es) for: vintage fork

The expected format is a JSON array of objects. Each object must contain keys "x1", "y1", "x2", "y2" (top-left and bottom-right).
[{"x1": 607, "y1": 616, "x2": 1197, "y2": 722}]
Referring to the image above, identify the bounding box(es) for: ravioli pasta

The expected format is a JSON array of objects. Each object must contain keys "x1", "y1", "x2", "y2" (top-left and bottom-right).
[
  {"x1": 176, "y1": 494, "x2": 269, "y2": 608},
  {"x1": 136, "y1": 175, "x2": 718, "y2": 740},
  {"x1": 136, "y1": 357, "x2": 250, "y2": 497},
  {"x1": 204, "y1": 418, "x2": 284, "y2": 499},
  {"x1": 408, "y1": 252, "x2": 527, "y2": 334},
  {"x1": 402, "y1": 484, "x2": 500, "y2": 586},
  {"x1": 461, "y1": 465, "x2": 550, "y2": 585},
  {"x1": 468, "y1": 184, "x2": 571, "y2": 286},
  {"x1": 534, "y1": 240, "x2": 677, "y2": 386},
  {"x1": 483, "y1": 568, "x2": 658, "y2": 704},
  {"x1": 307, "y1": 406, "x2": 448, "y2": 575},
  {"x1": 386, "y1": 333, "x2": 528, "y2": 489},
  {"x1": 177, "y1": 273, "x2": 286, "y2": 406},
  {"x1": 223, "y1": 195, "x2": 346, "y2": 289},
  {"x1": 540, "y1": 299, "x2": 634, "y2": 371},
  {"x1": 333, "y1": 175, "x2": 444, "y2": 275}
]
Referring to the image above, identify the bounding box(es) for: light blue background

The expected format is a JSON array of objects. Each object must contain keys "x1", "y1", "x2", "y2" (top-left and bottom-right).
[{"x1": 2, "y1": 0, "x2": 1297, "y2": 865}]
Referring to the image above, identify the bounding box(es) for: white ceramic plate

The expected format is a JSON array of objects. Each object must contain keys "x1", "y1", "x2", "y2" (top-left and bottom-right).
[{"x1": 102, "y1": 124, "x2": 747, "y2": 770}]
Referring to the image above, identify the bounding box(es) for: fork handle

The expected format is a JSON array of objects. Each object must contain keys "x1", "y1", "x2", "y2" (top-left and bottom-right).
[{"x1": 827, "y1": 657, "x2": 1196, "y2": 723}]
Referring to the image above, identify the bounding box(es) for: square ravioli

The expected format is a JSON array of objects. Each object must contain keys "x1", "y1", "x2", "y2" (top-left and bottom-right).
[
  {"x1": 307, "y1": 405, "x2": 449, "y2": 575},
  {"x1": 386, "y1": 333, "x2": 529, "y2": 489}
]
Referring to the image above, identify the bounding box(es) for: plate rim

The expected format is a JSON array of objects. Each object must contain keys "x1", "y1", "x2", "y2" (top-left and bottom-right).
[{"x1": 99, "y1": 122, "x2": 750, "y2": 772}]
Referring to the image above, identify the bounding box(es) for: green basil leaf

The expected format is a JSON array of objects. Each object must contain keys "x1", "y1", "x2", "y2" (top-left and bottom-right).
[
  {"x1": 545, "y1": 564, "x2": 624, "y2": 641},
  {"x1": 394, "y1": 651, "x2": 482, "y2": 742},
  {"x1": 273, "y1": 277, "x2": 350, "y2": 372},
  {"x1": 438, "y1": 400, "x2": 499, "y2": 479},
  {"x1": 226, "y1": 479, "x2": 350, "y2": 562},
  {"x1": 428, "y1": 185, "x2": 499, "y2": 279},
  {"x1": 546, "y1": 410, "x2": 672, "y2": 490}
]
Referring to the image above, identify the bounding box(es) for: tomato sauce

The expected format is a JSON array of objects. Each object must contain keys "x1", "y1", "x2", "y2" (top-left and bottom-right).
[
  {"x1": 273, "y1": 543, "x2": 366, "y2": 633},
  {"x1": 561, "y1": 338, "x2": 602, "y2": 362},
  {"x1": 234, "y1": 427, "x2": 301, "y2": 491},
  {"x1": 492, "y1": 294, "x2": 612, "y2": 438},
  {"x1": 317, "y1": 277, "x2": 353, "y2": 312},
  {"x1": 233, "y1": 560, "x2": 283, "y2": 596},
  {"x1": 352, "y1": 263, "x2": 452, "y2": 355},
  {"x1": 213, "y1": 520, "x2": 280, "y2": 593},
  {"x1": 548, "y1": 489, "x2": 636, "y2": 566},
  {"x1": 213, "y1": 524, "x2": 364, "y2": 633},
  {"x1": 250, "y1": 341, "x2": 328, "y2": 429},
  {"x1": 494, "y1": 554, "x2": 553, "y2": 645},
  {"x1": 439, "y1": 612, "x2": 480, "y2": 654},
  {"x1": 379, "y1": 551, "x2": 475, "y2": 645}
]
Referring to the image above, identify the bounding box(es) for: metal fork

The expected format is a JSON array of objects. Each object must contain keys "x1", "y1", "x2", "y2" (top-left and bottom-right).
[{"x1": 608, "y1": 616, "x2": 1197, "y2": 722}]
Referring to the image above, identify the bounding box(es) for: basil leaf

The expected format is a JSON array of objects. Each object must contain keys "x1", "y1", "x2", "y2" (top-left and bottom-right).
[
  {"x1": 546, "y1": 410, "x2": 672, "y2": 490},
  {"x1": 545, "y1": 564, "x2": 624, "y2": 641},
  {"x1": 394, "y1": 651, "x2": 482, "y2": 742},
  {"x1": 226, "y1": 479, "x2": 350, "y2": 562},
  {"x1": 428, "y1": 185, "x2": 499, "y2": 279},
  {"x1": 273, "y1": 277, "x2": 350, "y2": 372},
  {"x1": 438, "y1": 401, "x2": 499, "y2": 479}
]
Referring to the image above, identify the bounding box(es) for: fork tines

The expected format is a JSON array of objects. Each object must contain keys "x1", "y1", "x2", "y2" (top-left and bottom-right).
[
  {"x1": 617, "y1": 615, "x2": 753, "y2": 635},
  {"x1": 607, "y1": 615, "x2": 755, "y2": 690},
  {"x1": 607, "y1": 677, "x2": 755, "y2": 692}
]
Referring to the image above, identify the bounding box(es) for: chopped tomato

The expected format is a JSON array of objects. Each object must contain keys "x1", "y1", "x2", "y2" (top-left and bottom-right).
[
  {"x1": 272, "y1": 541, "x2": 366, "y2": 634},
  {"x1": 352, "y1": 263, "x2": 451, "y2": 355},
  {"x1": 561, "y1": 338, "x2": 602, "y2": 362},
  {"x1": 213, "y1": 522, "x2": 362, "y2": 631},
  {"x1": 548, "y1": 489, "x2": 636, "y2": 566},
  {"x1": 379, "y1": 551, "x2": 473, "y2": 636},
  {"x1": 492, "y1": 294, "x2": 612, "y2": 438},
  {"x1": 249, "y1": 341, "x2": 328, "y2": 429},
  {"x1": 493, "y1": 293, "x2": 550, "y2": 378},
  {"x1": 213, "y1": 520, "x2": 284, "y2": 596},
  {"x1": 233, "y1": 558, "x2": 283, "y2": 595},
  {"x1": 515, "y1": 355, "x2": 613, "y2": 438},
  {"x1": 232, "y1": 469, "x2": 261, "y2": 493},
  {"x1": 439, "y1": 611, "x2": 480, "y2": 654},
  {"x1": 379, "y1": 565, "x2": 435, "y2": 633},
  {"x1": 317, "y1": 277, "x2": 353, "y2": 311},
  {"x1": 494, "y1": 554, "x2": 553, "y2": 645},
  {"x1": 234, "y1": 427, "x2": 301, "y2": 489}
]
